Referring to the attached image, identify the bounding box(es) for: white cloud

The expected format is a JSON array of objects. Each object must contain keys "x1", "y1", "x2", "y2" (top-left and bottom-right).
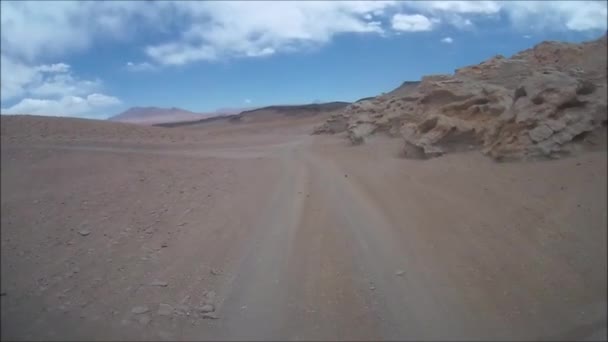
[
  {"x1": 441, "y1": 37, "x2": 454, "y2": 43},
  {"x1": 1, "y1": 1, "x2": 606, "y2": 70},
  {"x1": 407, "y1": 1, "x2": 501, "y2": 14},
  {"x1": 37, "y1": 63, "x2": 71, "y2": 73},
  {"x1": 391, "y1": 14, "x2": 436, "y2": 32},
  {"x1": 403, "y1": 1, "x2": 607, "y2": 32},
  {"x1": 0, "y1": 55, "x2": 101, "y2": 101},
  {"x1": 144, "y1": 1, "x2": 396, "y2": 65},
  {"x1": 501, "y1": 1, "x2": 608, "y2": 32},
  {"x1": 0, "y1": 55, "x2": 39, "y2": 101},
  {"x1": 1, "y1": 93, "x2": 121, "y2": 117},
  {"x1": 244, "y1": 98, "x2": 252, "y2": 104},
  {"x1": 126, "y1": 61, "x2": 156, "y2": 72},
  {"x1": 523, "y1": 34, "x2": 532, "y2": 39}
]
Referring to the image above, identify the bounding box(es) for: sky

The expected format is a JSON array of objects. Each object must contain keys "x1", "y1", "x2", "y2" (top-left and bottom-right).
[{"x1": 1, "y1": 1, "x2": 607, "y2": 119}]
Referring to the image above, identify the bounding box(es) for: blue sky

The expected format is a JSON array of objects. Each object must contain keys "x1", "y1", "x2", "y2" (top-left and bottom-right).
[{"x1": 1, "y1": 1, "x2": 606, "y2": 119}]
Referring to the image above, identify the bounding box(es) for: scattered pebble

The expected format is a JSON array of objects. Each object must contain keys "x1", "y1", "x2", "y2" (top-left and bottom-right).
[
  {"x1": 174, "y1": 305, "x2": 190, "y2": 315},
  {"x1": 395, "y1": 270, "x2": 405, "y2": 276},
  {"x1": 161, "y1": 242, "x2": 168, "y2": 248},
  {"x1": 132, "y1": 306, "x2": 150, "y2": 314},
  {"x1": 149, "y1": 280, "x2": 169, "y2": 287},
  {"x1": 199, "y1": 304, "x2": 215, "y2": 313},
  {"x1": 369, "y1": 286, "x2": 376, "y2": 290},
  {"x1": 178, "y1": 222, "x2": 187, "y2": 226},
  {"x1": 138, "y1": 315, "x2": 151, "y2": 326},
  {"x1": 78, "y1": 230, "x2": 90, "y2": 236},
  {"x1": 210, "y1": 268, "x2": 221, "y2": 276},
  {"x1": 202, "y1": 312, "x2": 218, "y2": 320},
  {"x1": 157, "y1": 303, "x2": 173, "y2": 316},
  {"x1": 203, "y1": 290, "x2": 217, "y2": 304},
  {"x1": 0, "y1": 292, "x2": 6, "y2": 296}
]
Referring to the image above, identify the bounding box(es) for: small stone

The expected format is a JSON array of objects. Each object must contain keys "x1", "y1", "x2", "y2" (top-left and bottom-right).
[
  {"x1": 203, "y1": 290, "x2": 217, "y2": 304},
  {"x1": 210, "y1": 268, "x2": 221, "y2": 276},
  {"x1": 157, "y1": 303, "x2": 173, "y2": 316},
  {"x1": 199, "y1": 304, "x2": 215, "y2": 313},
  {"x1": 78, "y1": 230, "x2": 90, "y2": 236},
  {"x1": 395, "y1": 270, "x2": 405, "y2": 276},
  {"x1": 369, "y1": 286, "x2": 376, "y2": 290},
  {"x1": 161, "y1": 242, "x2": 168, "y2": 248},
  {"x1": 175, "y1": 305, "x2": 189, "y2": 315},
  {"x1": 132, "y1": 306, "x2": 149, "y2": 314},
  {"x1": 529, "y1": 125, "x2": 553, "y2": 142},
  {"x1": 149, "y1": 280, "x2": 168, "y2": 287},
  {"x1": 202, "y1": 312, "x2": 219, "y2": 320},
  {"x1": 178, "y1": 222, "x2": 187, "y2": 226},
  {"x1": 138, "y1": 315, "x2": 151, "y2": 326}
]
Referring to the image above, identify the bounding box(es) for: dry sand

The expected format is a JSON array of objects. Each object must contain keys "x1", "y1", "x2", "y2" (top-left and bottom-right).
[{"x1": 1, "y1": 113, "x2": 606, "y2": 341}]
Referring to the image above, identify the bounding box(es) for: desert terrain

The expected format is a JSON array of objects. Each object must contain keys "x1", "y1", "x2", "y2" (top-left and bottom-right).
[
  {"x1": 1, "y1": 108, "x2": 606, "y2": 341},
  {"x1": 1, "y1": 35, "x2": 607, "y2": 341}
]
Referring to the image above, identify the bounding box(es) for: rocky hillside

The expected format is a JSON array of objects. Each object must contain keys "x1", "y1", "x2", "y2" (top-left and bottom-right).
[{"x1": 314, "y1": 34, "x2": 607, "y2": 161}]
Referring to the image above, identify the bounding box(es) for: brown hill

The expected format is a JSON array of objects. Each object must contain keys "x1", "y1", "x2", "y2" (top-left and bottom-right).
[{"x1": 108, "y1": 107, "x2": 207, "y2": 125}]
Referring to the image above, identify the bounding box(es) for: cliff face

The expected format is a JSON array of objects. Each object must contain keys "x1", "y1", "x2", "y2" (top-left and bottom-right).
[{"x1": 314, "y1": 35, "x2": 607, "y2": 161}]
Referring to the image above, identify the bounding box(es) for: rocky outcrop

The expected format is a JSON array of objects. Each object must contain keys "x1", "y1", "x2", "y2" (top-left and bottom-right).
[{"x1": 315, "y1": 34, "x2": 607, "y2": 161}]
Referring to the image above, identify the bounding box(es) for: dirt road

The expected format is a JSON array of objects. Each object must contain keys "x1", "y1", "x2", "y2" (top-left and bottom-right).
[{"x1": 1, "y1": 116, "x2": 606, "y2": 341}]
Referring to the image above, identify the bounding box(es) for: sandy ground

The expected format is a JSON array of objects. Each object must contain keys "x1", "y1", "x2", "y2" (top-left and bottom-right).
[{"x1": 1, "y1": 114, "x2": 606, "y2": 341}]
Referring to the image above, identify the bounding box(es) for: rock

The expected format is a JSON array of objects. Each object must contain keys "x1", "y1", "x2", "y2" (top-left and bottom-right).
[
  {"x1": 202, "y1": 312, "x2": 219, "y2": 320},
  {"x1": 132, "y1": 306, "x2": 149, "y2": 314},
  {"x1": 157, "y1": 303, "x2": 173, "y2": 316},
  {"x1": 395, "y1": 270, "x2": 405, "y2": 276},
  {"x1": 149, "y1": 280, "x2": 168, "y2": 287},
  {"x1": 174, "y1": 305, "x2": 190, "y2": 315},
  {"x1": 78, "y1": 230, "x2": 90, "y2": 236},
  {"x1": 137, "y1": 315, "x2": 151, "y2": 325},
  {"x1": 369, "y1": 286, "x2": 376, "y2": 290},
  {"x1": 199, "y1": 304, "x2": 215, "y2": 313},
  {"x1": 203, "y1": 290, "x2": 217, "y2": 304},
  {"x1": 210, "y1": 268, "x2": 221, "y2": 276},
  {"x1": 314, "y1": 34, "x2": 607, "y2": 161},
  {"x1": 529, "y1": 125, "x2": 554, "y2": 142},
  {"x1": 161, "y1": 242, "x2": 168, "y2": 248}
]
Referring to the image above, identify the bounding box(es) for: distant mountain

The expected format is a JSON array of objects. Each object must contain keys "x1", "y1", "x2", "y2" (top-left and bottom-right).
[
  {"x1": 108, "y1": 107, "x2": 207, "y2": 125},
  {"x1": 109, "y1": 106, "x2": 261, "y2": 125},
  {"x1": 154, "y1": 101, "x2": 350, "y2": 128},
  {"x1": 237, "y1": 102, "x2": 350, "y2": 118}
]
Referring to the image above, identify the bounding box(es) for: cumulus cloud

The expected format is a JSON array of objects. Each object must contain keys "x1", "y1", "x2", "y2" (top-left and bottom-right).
[
  {"x1": 0, "y1": 55, "x2": 101, "y2": 101},
  {"x1": 126, "y1": 61, "x2": 156, "y2": 72},
  {"x1": 36, "y1": 63, "x2": 71, "y2": 73},
  {"x1": 144, "y1": 1, "x2": 395, "y2": 65},
  {"x1": 392, "y1": 14, "x2": 436, "y2": 32},
  {"x1": 402, "y1": 1, "x2": 607, "y2": 32},
  {"x1": 501, "y1": 1, "x2": 608, "y2": 32},
  {"x1": 1, "y1": 93, "x2": 121, "y2": 117},
  {"x1": 441, "y1": 37, "x2": 454, "y2": 44},
  {"x1": 2, "y1": 1, "x2": 606, "y2": 68}
]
